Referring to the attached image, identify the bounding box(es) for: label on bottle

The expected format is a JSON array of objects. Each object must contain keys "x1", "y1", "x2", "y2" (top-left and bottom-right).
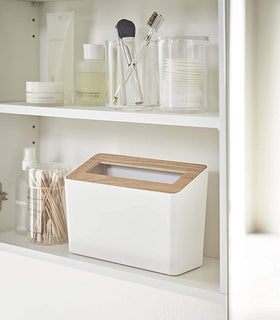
[
  {"x1": 76, "y1": 91, "x2": 102, "y2": 99},
  {"x1": 76, "y1": 72, "x2": 106, "y2": 105}
]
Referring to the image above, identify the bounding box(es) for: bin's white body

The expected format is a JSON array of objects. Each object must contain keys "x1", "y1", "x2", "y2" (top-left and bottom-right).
[{"x1": 65, "y1": 169, "x2": 208, "y2": 275}]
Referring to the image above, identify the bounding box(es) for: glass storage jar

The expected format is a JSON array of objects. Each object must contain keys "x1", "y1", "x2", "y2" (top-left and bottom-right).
[
  {"x1": 158, "y1": 36, "x2": 209, "y2": 112},
  {"x1": 105, "y1": 40, "x2": 159, "y2": 109}
]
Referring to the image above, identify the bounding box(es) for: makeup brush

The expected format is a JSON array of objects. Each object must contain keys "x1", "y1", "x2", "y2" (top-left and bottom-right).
[
  {"x1": 116, "y1": 19, "x2": 143, "y2": 105},
  {"x1": 117, "y1": 19, "x2": 135, "y2": 40},
  {"x1": 117, "y1": 19, "x2": 135, "y2": 68},
  {"x1": 113, "y1": 12, "x2": 164, "y2": 105},
  {"x1": 115, "y1": 25, "x2": 127, "y2": 105}
]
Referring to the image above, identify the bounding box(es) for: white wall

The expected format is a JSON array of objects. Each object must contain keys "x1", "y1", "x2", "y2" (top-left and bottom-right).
[
  {"x1": 253, "y1": 0, "x2": 280, "y2": 233},
  {"x1": 244, "y1": 0, "x2": 257, "y2": 233},
  {"x1": 0, "y1": 1, "x2": 39, "y2": 101},
  {"x1": 246, "y1": 0, "x2": 280, "y2": 233},
  {"x1": 230, "y1": 1, "x2": 280, "y2": 318}
]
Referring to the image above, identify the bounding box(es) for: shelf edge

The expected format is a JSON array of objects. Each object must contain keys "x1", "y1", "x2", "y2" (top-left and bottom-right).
[
  {"x1": 0, "y1": 241, "x2": 226, "y2": 304},
  {"x1": 0, "y1": 104, "x2": 220, "y2": 129}
]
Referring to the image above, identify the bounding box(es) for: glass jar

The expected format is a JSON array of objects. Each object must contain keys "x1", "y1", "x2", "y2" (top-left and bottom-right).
[
  {"x1": 105, "y1": 40, "x2": 159, "y2": 109},
  {"x1": 27, "y1": 163, "x2": 69, "y2": 245},
  {"x1": 158, "y1": 36, "x2": 209, "y2": 112}
]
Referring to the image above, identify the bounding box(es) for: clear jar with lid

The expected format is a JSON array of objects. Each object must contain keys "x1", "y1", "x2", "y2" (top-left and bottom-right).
[
  {"x1": 76, "y1": 44, "x2": 106, "y2": 106},
  {"x1": 158, "y1": 36, "x2": 209, "y2": 112}
]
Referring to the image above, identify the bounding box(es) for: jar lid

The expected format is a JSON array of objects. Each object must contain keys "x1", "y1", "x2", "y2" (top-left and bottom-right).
[
  {"x1": 26, "y1": 82, "x2": 64, "y2": 93},
  {"x1": 83, "y1": 44, "x2": 105, "y2": 60}
]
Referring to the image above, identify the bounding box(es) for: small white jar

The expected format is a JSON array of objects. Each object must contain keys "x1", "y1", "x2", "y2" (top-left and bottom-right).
[{"x1": 26, "y1": 82, "x2": 64, "y2": 106}]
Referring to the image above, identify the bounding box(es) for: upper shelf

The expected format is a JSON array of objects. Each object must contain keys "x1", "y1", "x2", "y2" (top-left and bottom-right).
[
  {"x1": 0, "y1": 103, "x2": 219, "y2": 129},
  {"x1": 22, "y1": 0, "x2": 66, "y2": 1}
]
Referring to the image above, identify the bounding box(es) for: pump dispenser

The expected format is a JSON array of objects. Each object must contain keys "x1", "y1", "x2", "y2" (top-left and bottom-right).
[
  {"x1": 15, "y1": 147, "x2": 37, "y2": 235},
  {"x1": 22, "y1": 147, "x2": 37, "y2": 170},
  {"x1": 76, "y1": 44, "x2": 106, "y2": 106}
]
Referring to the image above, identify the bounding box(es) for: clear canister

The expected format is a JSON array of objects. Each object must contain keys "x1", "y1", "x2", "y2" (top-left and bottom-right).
[
  {"x1": 158, "y1": 36, "x2": 209, "y2": 112},
  {"x1": 105, "y1": 40, "x2": 159, "y2": 109},
  {"x1": 27, "y1": 163, "x2": 69, "y2": 245}
]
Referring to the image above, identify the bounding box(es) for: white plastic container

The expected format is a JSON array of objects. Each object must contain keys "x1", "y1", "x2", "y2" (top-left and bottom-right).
[
  {"x1": 15, "y1": 147, "x2": 37, "y2": 235},
  {"x1": 65, "y1": 153, "x2": 208, "y2": 275},
  {"x1": 26, "y1": 82, "x2": 64, "y2": 106}
]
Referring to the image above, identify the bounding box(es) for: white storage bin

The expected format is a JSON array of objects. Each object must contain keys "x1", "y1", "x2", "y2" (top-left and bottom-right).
[{"x1": 65, "y1": 153, "x2": 208, "y2": 275}]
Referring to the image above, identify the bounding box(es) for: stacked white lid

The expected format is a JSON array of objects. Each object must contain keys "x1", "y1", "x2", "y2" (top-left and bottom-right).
[
  {"x1": 26, "y1": 82, "x2": 64, "y2": 105},
  {"x1": 26, "y1": 82, "x2": 64, "y2": 93}
]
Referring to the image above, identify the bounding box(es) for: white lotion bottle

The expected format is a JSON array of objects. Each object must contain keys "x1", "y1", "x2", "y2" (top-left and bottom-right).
[
  {"x1": 76, "y1": 44, "x2": 106, "y2": 106},
  {"x1": 15, "y1": 148, "x2": 37, "y2": 235}
]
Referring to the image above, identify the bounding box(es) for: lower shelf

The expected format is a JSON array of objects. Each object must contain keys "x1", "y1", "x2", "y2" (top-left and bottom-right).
[{"x1": 0, "y1": 230, "x2": 225, "y2": 303}]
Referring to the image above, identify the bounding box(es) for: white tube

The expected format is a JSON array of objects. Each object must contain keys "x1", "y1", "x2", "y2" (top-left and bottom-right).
[{"x1": 47, "y1": 12, "x2": 74, "y2": 105}]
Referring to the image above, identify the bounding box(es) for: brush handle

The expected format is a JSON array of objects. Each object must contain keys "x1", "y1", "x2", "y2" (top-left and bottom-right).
[
  {"x1": 118, "y1": 39, "x2": 127, "y2": 105},
  {"x1": 119, "y1": 38, "x2": 143, "y2": 105},
  {"x1": 122, "y1": 39, "x2": 144, "y2": 104},
  {"x1": 113, "y1": 40, "x2": 149, "y2": 104}
]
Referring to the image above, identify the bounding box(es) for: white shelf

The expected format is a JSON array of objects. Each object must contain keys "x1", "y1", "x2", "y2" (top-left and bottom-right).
[
  {"x1": 0, "y1": 103, "x2": 219, "y2": 129},
  {"x1": 0, "y1": 230, "x2": 225, "y2": 303}
]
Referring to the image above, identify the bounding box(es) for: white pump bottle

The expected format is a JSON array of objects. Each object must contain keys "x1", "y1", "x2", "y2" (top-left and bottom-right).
[{"x1": 15, "y1": 147, "x2": 37, "y2": 235}]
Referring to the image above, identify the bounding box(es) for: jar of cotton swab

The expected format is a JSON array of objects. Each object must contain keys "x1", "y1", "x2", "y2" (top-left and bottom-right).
[{"x1": 27, "y1": 164, "x2": 69, "y2": 245}]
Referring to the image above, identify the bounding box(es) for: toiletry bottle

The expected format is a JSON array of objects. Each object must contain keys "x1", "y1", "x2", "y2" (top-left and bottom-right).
[
  {"x1": 15, "y1": 147, "x2": 37, "y2": 235},
  {"x1": 76, "y1": 44, "x2": 106, "y2": 106}
]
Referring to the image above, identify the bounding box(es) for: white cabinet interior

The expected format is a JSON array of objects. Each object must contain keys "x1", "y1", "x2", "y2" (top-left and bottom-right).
[{"x1": 0, "y1": 0, "x2": 227, "y2": 315}]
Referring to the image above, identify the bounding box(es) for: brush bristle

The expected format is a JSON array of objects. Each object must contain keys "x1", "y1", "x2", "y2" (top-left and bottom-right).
[
  {"x1": 117, "y1": 19, "x2": 136, "y2": 38},
  {"x1": 146, "y1": 12, "x2": 158, "y2": 27}
]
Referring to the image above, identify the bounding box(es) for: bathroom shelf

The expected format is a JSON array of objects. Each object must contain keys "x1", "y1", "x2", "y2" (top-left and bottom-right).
[
  {"x1": 0, "y1": 230, "x2": 225, "y2": 304},
  {"x1": 0, "y1": 103, "x2": 219, "y2": 129}
]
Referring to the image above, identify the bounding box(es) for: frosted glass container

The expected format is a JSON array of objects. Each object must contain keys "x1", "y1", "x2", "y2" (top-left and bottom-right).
[
  {"x1": 158, "y1": 37, "x2": 209, "y2": 112},
  {"x1": 105, "y1": 40, "x2": 159, "y2": 109}
]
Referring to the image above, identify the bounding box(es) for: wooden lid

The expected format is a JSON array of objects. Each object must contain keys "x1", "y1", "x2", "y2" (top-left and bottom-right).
[{"x1": 66, "y1": 153, "x2": 207, "y2": 194}]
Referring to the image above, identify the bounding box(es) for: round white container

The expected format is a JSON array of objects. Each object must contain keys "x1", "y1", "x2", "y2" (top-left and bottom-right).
[{"x1": 26, "y1": 82, "x2": 64, "y2": 106}]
